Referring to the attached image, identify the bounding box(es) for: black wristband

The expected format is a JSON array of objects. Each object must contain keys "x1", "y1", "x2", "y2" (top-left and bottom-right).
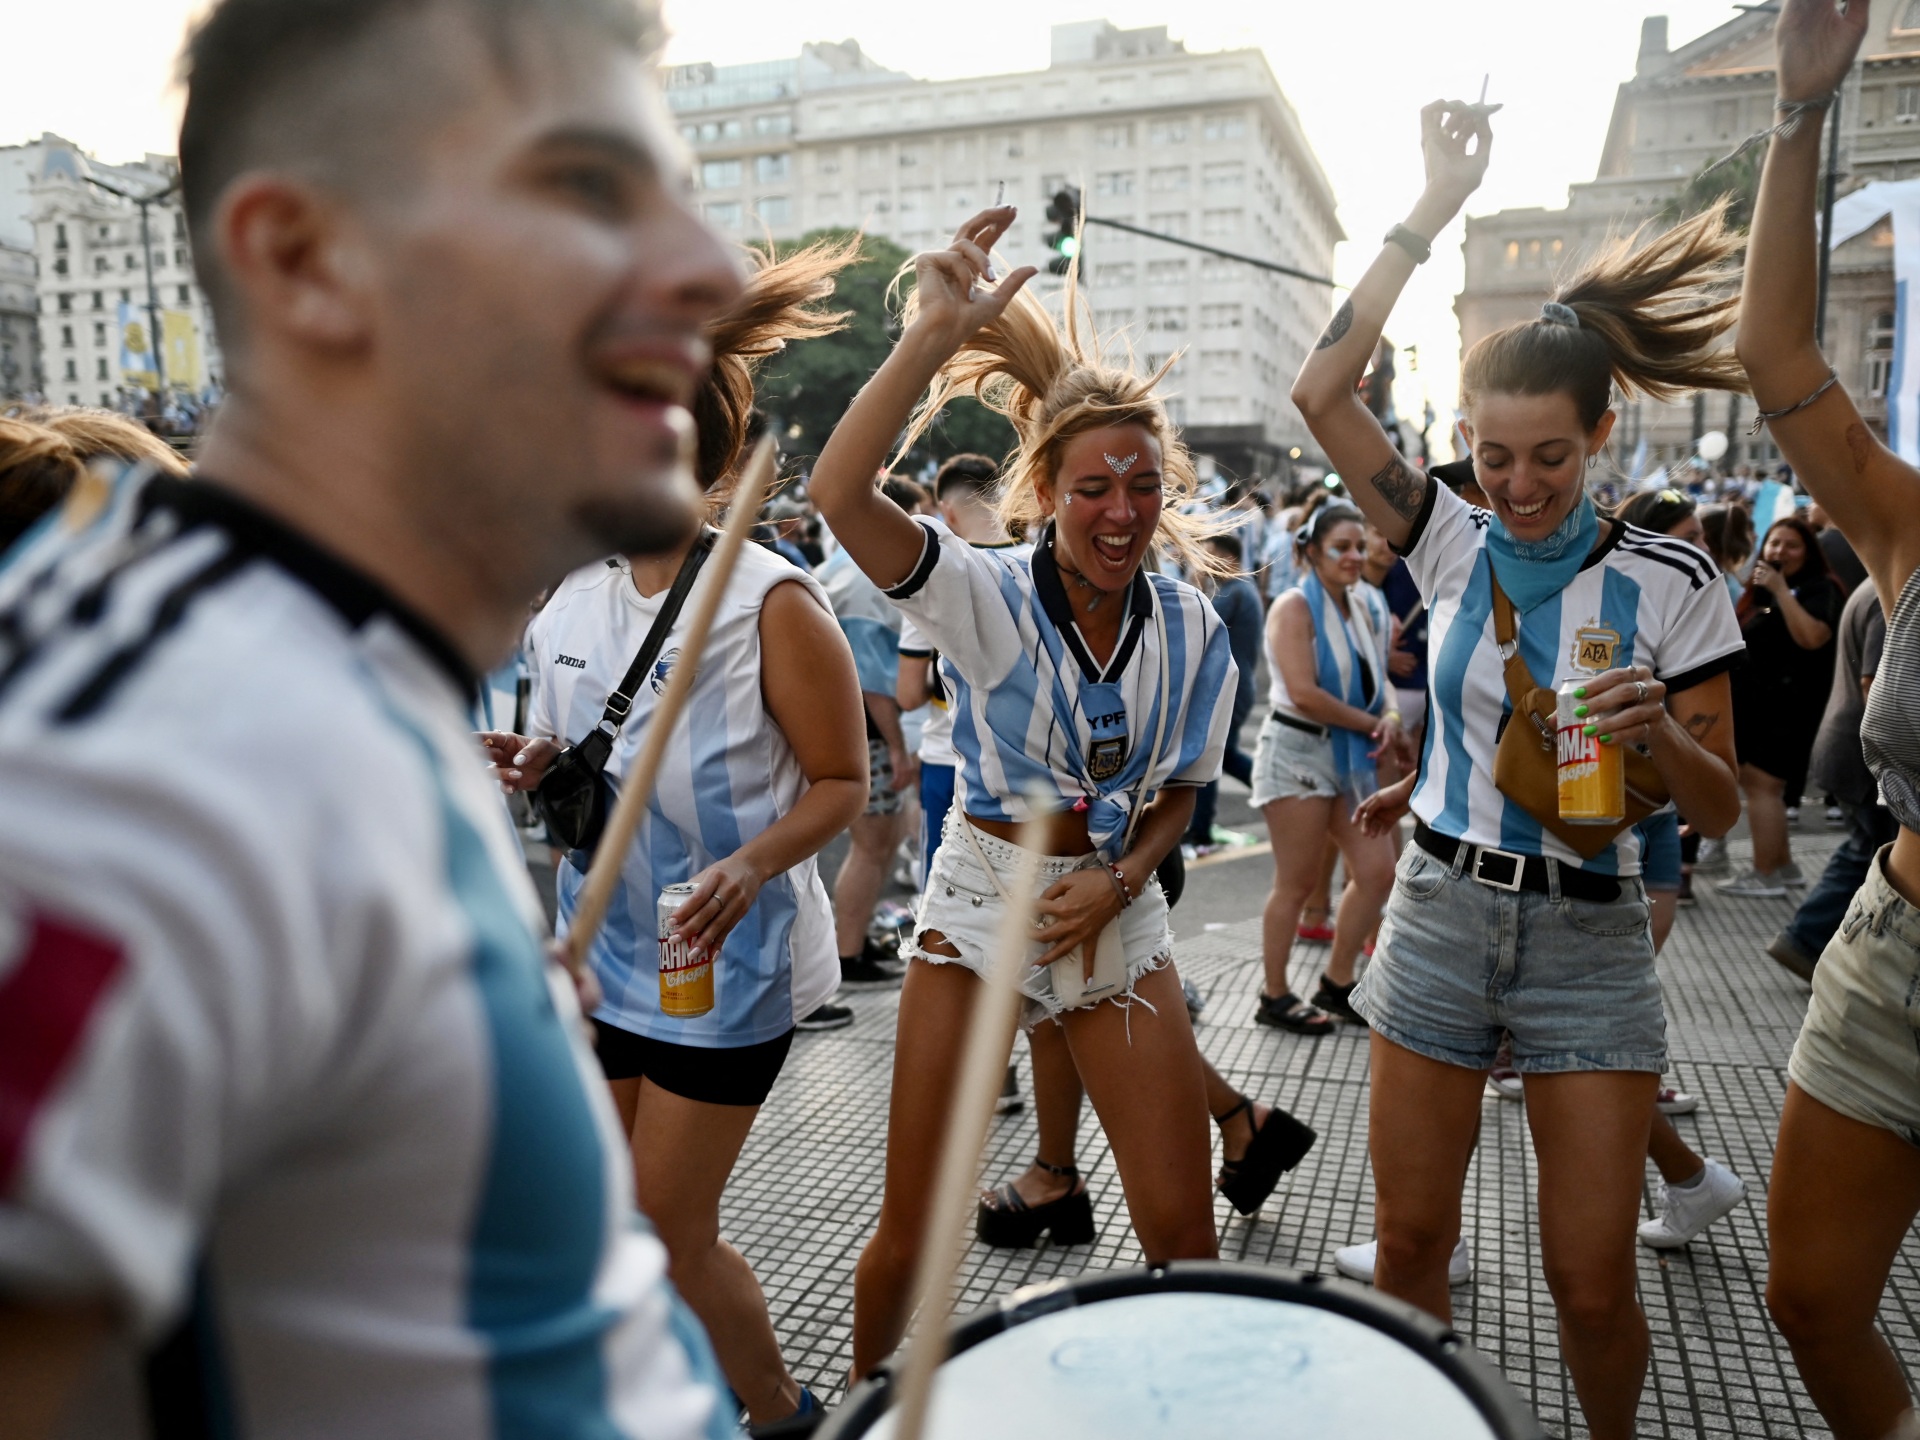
[{"x1": 1384, "y1": 223, "x2": 1432, "y2": 265}]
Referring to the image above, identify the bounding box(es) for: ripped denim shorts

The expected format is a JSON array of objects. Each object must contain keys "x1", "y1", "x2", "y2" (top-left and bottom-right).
[{"x1": 907, "y1": 808, "x2": 1173, "y2": 1029}]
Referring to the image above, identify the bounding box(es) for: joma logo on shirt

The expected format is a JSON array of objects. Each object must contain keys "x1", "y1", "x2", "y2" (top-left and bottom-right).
[{"x1": 555, "y1": 655, "x2": 587, "y2": 669}]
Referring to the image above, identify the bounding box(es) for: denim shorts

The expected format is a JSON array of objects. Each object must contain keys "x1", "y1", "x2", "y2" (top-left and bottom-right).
[
  {"x1": 1788, "y1": 847, "x2": 1920, "y2": 1148},
  {"x1": 1352, "y1": 841, "x2": 1667, "y2": 1073},
  {"x1": 907, "y1": 809, "x2": 1173, "y2": 1028},
  {"x1": 1635, "y1": 809, "x2": 1682, "y2": 892},
  {"x1": 1250, "y1": 714, "x2": 1340, "y2": 807}
]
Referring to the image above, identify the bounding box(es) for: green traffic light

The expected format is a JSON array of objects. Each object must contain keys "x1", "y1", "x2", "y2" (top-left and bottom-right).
[{"x1": 1058, "y1": 236, "x2": 1079, "y2": 258}]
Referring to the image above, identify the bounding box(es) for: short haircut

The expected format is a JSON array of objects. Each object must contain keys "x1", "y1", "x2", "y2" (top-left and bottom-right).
[
  {"x1": 177, "y1": 0, "x2": 659, "y2": 333},
  {"x1": 933, "y1": 452, "x2": 999, "y2": 502},
  {"x1": 881, "y1": 475, "x2": 930, "y2": 513}
]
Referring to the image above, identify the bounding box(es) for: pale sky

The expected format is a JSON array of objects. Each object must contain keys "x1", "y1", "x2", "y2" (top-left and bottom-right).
[{"x1": 7, "y1": 0, "x2": 1752, "y2": 451}]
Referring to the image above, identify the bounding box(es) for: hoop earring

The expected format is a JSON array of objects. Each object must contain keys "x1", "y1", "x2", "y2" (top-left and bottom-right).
[{"x1": 1587, "y1": 454, "x2": 1599, "y2": 470}]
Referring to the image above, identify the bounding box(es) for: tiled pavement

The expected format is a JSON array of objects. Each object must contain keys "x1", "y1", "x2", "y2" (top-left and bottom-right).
[{"x1": 716, "y1": 827, "x2": 1919, "y2": 1437}]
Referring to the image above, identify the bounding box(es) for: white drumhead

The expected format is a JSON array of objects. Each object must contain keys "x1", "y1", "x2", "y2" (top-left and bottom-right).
[{"x1": 867, "y1": 1292, "x2": 1499, "y2": 1439}]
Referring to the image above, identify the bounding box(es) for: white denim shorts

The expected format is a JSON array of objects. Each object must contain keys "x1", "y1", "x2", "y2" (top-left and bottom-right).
[
  {"x1": 1250, "y1": 713, "x2": 1341, "y2": 807},
  {"x1": 908, "y1": 809, "x2": 1173, "y2": 1028}
]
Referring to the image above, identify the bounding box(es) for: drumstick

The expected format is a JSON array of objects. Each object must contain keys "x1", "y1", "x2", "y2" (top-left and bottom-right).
[
  {"x1": 563, "y1": 437, "x2": 775, "y2": 976},
  {"x1": 891, "y1": 820, "x2": 1044, "y2": 1440}
]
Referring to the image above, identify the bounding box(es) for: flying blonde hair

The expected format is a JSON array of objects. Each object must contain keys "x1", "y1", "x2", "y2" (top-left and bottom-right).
[{"x1": 891, "y1": 252, "x2": 1229, "y2": 576}]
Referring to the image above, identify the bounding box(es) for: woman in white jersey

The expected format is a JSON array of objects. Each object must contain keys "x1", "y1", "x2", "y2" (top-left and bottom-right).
[
  {"x1": 482, "y1": 247, "x2": 868, "y2": 1428},
  {"x1": 1291, "y1": 103, "x2": 1745, "y2": 1440},
  {"x1": 812, "y1": 208, "x2": 1314, "y2": 1379},
  {"x1": 1738, "y1": 5, "x2": 1920, "y2": 1434},
  {"x1": 1252, "y1": 501, "x2": 1400, "y2": 1033}
]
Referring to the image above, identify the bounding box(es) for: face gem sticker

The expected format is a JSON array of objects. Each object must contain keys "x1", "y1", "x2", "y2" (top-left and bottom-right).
[{"x1": 1104, "y1": 452, "x2": 1139, "y2": 477}]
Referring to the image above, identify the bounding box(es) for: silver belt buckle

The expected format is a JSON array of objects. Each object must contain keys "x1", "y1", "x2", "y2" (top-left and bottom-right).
[{"x1": 1471, "y1": 845, "x2": 1526, "y2": 892}]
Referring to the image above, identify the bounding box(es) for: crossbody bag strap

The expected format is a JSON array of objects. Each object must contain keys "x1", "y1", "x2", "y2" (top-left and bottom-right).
[
  {"x1": 1118, "y1": 588, "x2": 1174, "y2": 856},
  {"x1": 598, "y1": 531, "x2": 716, "y2": 732},
  {"x1": 1488, "y1": 569, "x2": 1553, "y2": 741}
]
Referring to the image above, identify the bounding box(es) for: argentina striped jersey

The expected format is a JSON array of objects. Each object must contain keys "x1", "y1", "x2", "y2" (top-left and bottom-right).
[
  {"x1": 882, "y1": 520, "x2": 1235, "y2": 858},
  {"x1": 0, "y1": 468, "x2": 729, "y2": 1439},
  {"x1": 1403, "y1": 481, "x2": 1744, "y2": 876}
]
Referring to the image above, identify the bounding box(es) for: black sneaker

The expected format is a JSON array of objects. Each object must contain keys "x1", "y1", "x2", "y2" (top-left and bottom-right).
[
  {"x1": 840, "y1": 946, "x2": 905, "y2": 988},
  {"x1": 797, "y1": 1001, "x2": 853, "y2": 1031}
]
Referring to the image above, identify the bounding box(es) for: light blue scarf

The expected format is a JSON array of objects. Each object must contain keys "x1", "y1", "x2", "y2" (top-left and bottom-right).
[
  {"x1": 1486, "y1": 494, "x2": 1598, "y2": 613},
  {"x1": 1299, "y1": 569, "x2": 1383, "y2": 806}
]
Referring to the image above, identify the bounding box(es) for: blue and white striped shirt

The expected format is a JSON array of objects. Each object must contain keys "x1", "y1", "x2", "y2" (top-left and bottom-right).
[
  {"x1": 1403, "y1": 481, "x2": 1744, "y2": 876},
  {"x1": 884, "y1": 520, "x2": 1235, "y2": 859}
]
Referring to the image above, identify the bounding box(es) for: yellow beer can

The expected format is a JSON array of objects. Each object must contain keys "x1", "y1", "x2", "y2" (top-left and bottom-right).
[
  {"x1": 1556, "y1": 679, "x2": 1623, "y2": 824},
  {"x1": 657, "y1": 881, "x2": 715, "y2": 1017}
]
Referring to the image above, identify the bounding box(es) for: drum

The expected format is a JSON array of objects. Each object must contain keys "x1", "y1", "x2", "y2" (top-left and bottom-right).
[{"x1": 819, "y1": 1262, "x2": 1544, "y2": 1440}]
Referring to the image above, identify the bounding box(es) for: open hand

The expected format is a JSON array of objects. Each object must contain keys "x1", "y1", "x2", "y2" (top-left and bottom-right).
[
  {"x1": 1776, "y1": 0, "x2": 1867, "y2": 104},
  {"x1": 1368, "y1": 714, "x2": 1402, "y2": 761},
  {"x1": 1570, "y1": 664, "x2": 1667, "y2": 749},
  {"x1": 1031, "y1": 867, "x2": 1125, "y2": 971},
  {"x1": 905, "y1": 208, "x2": 1039, "y2": 357},
  {"x1": 1419, "y1": 99, "x2": 1495, "y2": 210},
  {"x1": 1354, "y1": 770, "x2": 1417, "y2": 837}
]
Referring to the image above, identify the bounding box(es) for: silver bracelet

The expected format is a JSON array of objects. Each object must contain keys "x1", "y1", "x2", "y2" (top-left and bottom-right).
[
  {"x1": 1699, "y1": 91, "x2": 1837, "y2": 182},
  {"x1": 1750, "y1": 369, "x2": 1840, "y2": 434}
]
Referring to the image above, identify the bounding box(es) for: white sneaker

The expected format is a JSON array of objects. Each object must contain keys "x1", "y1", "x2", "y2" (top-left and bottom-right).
[
  {"x1": 1694, "y1": 837, "x2": 1730, "y2": 876},
  {"x1": 1484, "y1": 1067, "x2": 1524, "y2": 1102},
  {"x1": 1716, "y1": 869, "x2": 1788, "y2": 898},
  {"x1": 1655, "y1": 1085, "x2": 1699, "y2": 1116},
  {"x1": 1777, "y1": 861, "x2": 1806, "y2": 887},
  {"x1": 1333, "y1": 1236, "x2": 1473, "y2": 1286},
  {"x1": 1637, "y1": 1159, "x2": 1746, "y2": 1249}
]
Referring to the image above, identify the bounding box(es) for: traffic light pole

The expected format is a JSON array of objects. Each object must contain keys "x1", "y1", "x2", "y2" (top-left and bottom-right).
[
  {"x1": 1080, "y1": 213, "x2": 1339, "y2": 288},
  {"x1": 82, "y1": 172, "x2": 181, "y2": 400}
]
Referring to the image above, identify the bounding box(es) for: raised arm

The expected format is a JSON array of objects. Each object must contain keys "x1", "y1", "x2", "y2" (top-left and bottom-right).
[
  {"x1": 1738, "y1": 0, "x2": 1920, "y2": 595},
  {"x1": 1290, "y1": 101, "x2": 1493, "y2": 548},
  {"x1": 809, "y1": 209, "x2": 1036, "y2": 589}
]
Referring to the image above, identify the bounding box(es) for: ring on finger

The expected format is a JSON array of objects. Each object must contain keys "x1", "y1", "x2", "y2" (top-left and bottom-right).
[{"x1": 1634, "y1": 680, "x2": 1647, "y2": 703}]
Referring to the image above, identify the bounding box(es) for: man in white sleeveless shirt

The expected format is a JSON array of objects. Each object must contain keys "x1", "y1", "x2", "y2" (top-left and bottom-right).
[{"x1": 0, "y1": 1, "x2": 746, "y2": 1436}]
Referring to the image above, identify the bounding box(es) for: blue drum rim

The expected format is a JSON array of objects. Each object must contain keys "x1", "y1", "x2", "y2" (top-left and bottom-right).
[{"x1": 817, "y1": 1260, "x2": 1546, "y2": 1440}]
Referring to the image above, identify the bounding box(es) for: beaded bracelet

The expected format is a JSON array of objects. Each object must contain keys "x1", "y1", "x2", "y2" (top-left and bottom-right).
[{"x1": 1105, "y1": 864, "x2": 1134, "y2": 909}]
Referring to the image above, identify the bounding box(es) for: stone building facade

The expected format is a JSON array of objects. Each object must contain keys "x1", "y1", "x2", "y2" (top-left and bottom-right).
[
  {"x1": 1456, "y1": 6, "x2": 1920, "y2": 473},
  {"x1": 666, "y1": 20, "x2": 1343, "y2": 482}
]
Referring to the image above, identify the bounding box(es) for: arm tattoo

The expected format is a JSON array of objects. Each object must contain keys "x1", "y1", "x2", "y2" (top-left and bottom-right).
[
  {"x1": 1314, "y1": 299, "x2": 1354, "y2": 350},
  {"x1": 1367, "y1": 455, "x2": 1431, "y2": 522},
  {"x1": 1683, "y1": 711, "x2": 1720, "y2": 741}
]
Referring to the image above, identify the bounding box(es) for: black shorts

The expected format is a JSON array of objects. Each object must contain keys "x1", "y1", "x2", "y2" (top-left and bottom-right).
[{"x1": 591, "y1": 1020, "x2": 794, "y2": 1107}]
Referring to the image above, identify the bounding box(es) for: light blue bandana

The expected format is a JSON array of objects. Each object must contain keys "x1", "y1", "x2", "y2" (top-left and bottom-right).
[{"x1": 1486, "y1": 494, "x2": 1598, "y2": 612}]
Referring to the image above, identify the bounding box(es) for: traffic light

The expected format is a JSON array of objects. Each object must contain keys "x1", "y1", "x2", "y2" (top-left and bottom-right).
[{"x1": 1043, "y1": 185, "x2": 1081, "y2": 276}]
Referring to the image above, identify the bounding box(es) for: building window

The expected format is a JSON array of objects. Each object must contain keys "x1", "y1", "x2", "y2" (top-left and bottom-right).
[
  {"x1": 1712, "y1": 99, "x2": 1739, "y2": 137},
  {"x1": 92, "y1": 322, "x2": 105, "y2": 345},
  {"x1": 1522, "y1": 238, "x2": 1544, "y2": 267},
  {"x1": 1872, "y1": 309, "x2": 1897, "y2": 349},
  {"x1": 53, "y1": 256, "x2": 68, "y2": 276},
  {"x1": 175, "y1": 247, "x2": 187, "y2": 266},
  {"x1": 755, "y1": 196, "x2": 790, "y2": 226},
  {"x1": 54, "y1": 223, "x2": 68, "y2": 248},
  {"x1": 814, "y1": 149, "x2": 843, "y2": 176},
  {"x1": 1149, "y1": 166, "x2": 1190, "y2": 193},
  {"x1": 94, "y1": 255, "x2": 109, "y2": 273},
  {"x1": 700, "y1": 159, "x2": 741, "y2": 189},
  {"x1": 1202, "y1": 208, "x2": 1242, "y2": 239},
  {"x1": 703, "y1": 201, "x2": 743, "y2": 229},
  {"x1": 1147, "y1": 306, "x2": 1187, "y2": 333},
  {"x1": 1095, "y1": 308, "x2": 1136, "y2": 333},
  {"x1": 64, "y1": 359, "x2": 77, "y2": 380},
  {"x1": 91, "y1": 291, "x2": 103, "y2": 310},
  {"x1": 753, "y1": 113, "x2": 793, "y2": 135},
  {"x1": 1869, "y1": 354, "x2": 1893, "y2": 397},
  {"x1": 1095, "y1": 170, "x2": 1135, "y2": 198},
  {"x1": 1202, "y1": 162, "x2": 1244, "y2": 191},
  {"x1": 1900, "y1": 0, "x2": 1920, "y2": 31},
  {"x1": 60, "y1": 324, "x2": 73, "y2": 347},
  {"x1": 57, "y1": 293, "x2": 71, "y2": 313},
  {"x1": 898, "y1": 144, "x2": 928, "y2": 169},
  {"x1": 1149, "y1": 119, "x2": 1189, "y2": 146},
  {"x1": 1149, "y1": 210, "x2": 1191, "y2": 238},
  {"x1": 1202, "y1": 112, "x2": 1247, "y2": 141},
  {"x1": 1095, "y1": 122, "x2": 1134, "y2": 149},
  {"x1": 1899, "y1": 84, "x2": 1920, "y2": 122},
  {"x1": 1200, "y1": 303, "x2": 1243, "y2": 330},
  {"x1": 96, "y1": 357, "x2": 109, "y2": 381},
  {"x1": 177, "y1": 285, "x2": 191, "y2": 304},
  {"x1": 1091, "y1": 262, "x2": 1136, "y2": 286},
  {"x1": 125, "y1": 254, "x2": 137, "y2": 270},
  {"x1": 1503, "y1": 240, "x2": 1521, "y2": 268},
  {"x1": 754, "y1": 153, "x2": 790, "y2": 184},
  {"x1": 857, "y1": 144, "x2": 889, "y2": 171},
  {"x1": 1147, "y1": 258, "x2": 1188, "y2": 282}
]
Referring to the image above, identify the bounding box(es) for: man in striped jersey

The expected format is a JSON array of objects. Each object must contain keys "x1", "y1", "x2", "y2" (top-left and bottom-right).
[{"x1": 0, "y1": 1, "x2": 746, "y2": 1436}]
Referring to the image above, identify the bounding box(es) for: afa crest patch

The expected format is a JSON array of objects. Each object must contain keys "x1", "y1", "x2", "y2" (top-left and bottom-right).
[{"x1": 1571, "y1": 624, "x2": 1621, "y2": 674}]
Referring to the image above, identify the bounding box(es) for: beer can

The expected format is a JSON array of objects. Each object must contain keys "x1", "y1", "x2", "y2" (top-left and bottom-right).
[
  {"x1": 657, "y1": 881, "x2": 714, "y2": 1018},
  {"x1": 1556, "y1": 678, "x2": 1624, "y2": 824}
]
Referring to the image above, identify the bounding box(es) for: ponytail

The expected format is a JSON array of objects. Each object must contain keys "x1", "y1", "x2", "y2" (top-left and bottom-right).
[
  {"x1": 692, "y1": 236, "x2": 859, "y2": 493},
  {"x1": 1461, "y1": 200, "x2": 1746, "y2": 431},
  {"x1": 890, "y1": 253, "x2": 1231, "y2": 576}
]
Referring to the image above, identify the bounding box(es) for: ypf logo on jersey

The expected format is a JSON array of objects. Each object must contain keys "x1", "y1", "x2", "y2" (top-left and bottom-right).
[
  {"x1": 1571, "y1": 623, "x2": 1621, "y2": 675},
  {"x1": 1081, "y1": 682, "x2": 1131, "y2": 783}
]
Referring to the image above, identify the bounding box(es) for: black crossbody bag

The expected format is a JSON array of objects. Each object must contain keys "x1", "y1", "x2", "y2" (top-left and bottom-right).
[{"x1": 534, "y1": 534, "x2": 714, "y2": 856}]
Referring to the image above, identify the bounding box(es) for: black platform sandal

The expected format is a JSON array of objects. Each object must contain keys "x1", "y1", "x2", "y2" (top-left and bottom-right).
[
  {"x1": 1309, "y1": 976, "x2": 1369, "y2": 1027},
  {"x1": 1213, "y1": 1095, "x2": 1317, "y2": 1216},
  {"x1": 975, "y1": 1158, "x2": 1097, "y2": 1248},
  {"x1": 1253, "y1": 991, "x2": 1335, "y2": 1036}
]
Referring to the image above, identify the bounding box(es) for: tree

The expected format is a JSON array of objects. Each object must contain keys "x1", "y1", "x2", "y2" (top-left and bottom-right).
[
  {"x1": 756, "y1": 228, "x2": 1015, "y2": 472},
  {"x1": 1660, "y1": 147, "x2": 1763, "y2": 230}
]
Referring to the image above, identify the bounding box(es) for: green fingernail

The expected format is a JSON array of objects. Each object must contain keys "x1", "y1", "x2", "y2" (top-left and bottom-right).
[
  {"x1": 1574, "y1": 705, "x2": 1590, "y2": 718},
  {"x1": 1574, "y1": 687, "x2": 1587, "y2": 699},
  {"x1": 1599, "y1": 734, "x2": 1613, "y2": 745},
  {"x1": 1582, "y1": 724, "x2": 1597, "y2": 736}
]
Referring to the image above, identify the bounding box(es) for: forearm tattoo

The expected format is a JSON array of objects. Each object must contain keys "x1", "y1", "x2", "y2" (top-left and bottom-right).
[
  {"x1": 1367, "y1": 455, "x2": 1430, "y2": 522},
  {"x1": 1314, "y1": 299, "x2": 1354, "y2": 350},
  {"x1": 1683, "y1": 711, "x2": 1720, "y2": 741}
]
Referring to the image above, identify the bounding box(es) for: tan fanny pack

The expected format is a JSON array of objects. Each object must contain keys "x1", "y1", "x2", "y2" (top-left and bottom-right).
[{"x1": 1487, "y1": 571, "x2": 1670, "y2": 860}]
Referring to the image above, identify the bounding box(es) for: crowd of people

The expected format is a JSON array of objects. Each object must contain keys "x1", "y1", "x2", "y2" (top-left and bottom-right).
[{"x1": 1, "y1": 1, "x2": 1917, "y2": 1439}]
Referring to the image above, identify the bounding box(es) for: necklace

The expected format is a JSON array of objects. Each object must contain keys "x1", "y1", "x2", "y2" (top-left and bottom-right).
[{"x1": 1065, "y1": 569, "x2": 1106, "y2": 613}]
